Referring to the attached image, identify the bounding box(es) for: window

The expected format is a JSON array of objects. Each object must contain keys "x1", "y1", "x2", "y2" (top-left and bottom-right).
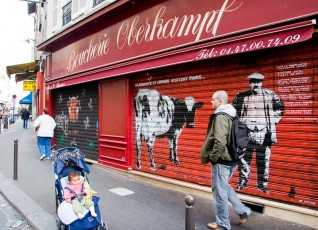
[
  {"x1": 62, "y1": 1, "x2": 72, "y2": 25},
  {"x1": 72, "y1": 0, "x2": 88, "y2": 19},
  {"x1": 52, "y1": 0, "x2": 59, "y2": 30},
  {"x1": 93, "y1": 0, "x2": 105, "y2": 7},
  {"x1": 93, "y1": 0, "x2": 116, "y2": 8}
]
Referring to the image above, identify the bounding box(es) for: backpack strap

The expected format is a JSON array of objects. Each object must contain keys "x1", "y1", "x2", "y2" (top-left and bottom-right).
[
  {"x1": 65, "y1": 183, "x2": 85, "y2": 201},
  {"x1": 214, "y1": 112, "x2": 234, "y2": 152}
]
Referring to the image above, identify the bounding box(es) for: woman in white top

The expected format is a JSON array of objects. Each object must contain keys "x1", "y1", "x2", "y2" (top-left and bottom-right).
[{"x1": 33, "y1": 107, "x2": 56, "y2": 160}]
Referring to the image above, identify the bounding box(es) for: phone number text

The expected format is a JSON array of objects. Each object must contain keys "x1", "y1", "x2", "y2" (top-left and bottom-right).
[{"x1": 195, "y1": 34, "x2": 301, "y2": 60}]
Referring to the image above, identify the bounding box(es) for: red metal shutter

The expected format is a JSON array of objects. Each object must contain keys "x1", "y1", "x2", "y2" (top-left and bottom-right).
[{"x1": 132, "y1": 35, "x2": 318, "y2": 208}]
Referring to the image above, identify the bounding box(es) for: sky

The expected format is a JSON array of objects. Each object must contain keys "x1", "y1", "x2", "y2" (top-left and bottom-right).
[{"x1": 0, "y1": 0, "x2": 35, "y2": 103}]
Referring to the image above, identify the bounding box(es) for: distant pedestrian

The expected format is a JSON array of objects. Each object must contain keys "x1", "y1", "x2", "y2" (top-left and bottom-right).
[
  {"x1": 21, "y1": 108, "x2": 30, "y2": 129},
  {"x1": 0, "y1": 109, "x2": 3, "y2": 132},
  {"x1": 32, "y1": 107, "x2": 56, "y2": 160},
  {"x1": 200, "y1": 90, "x2": 251, "y2": 230}
]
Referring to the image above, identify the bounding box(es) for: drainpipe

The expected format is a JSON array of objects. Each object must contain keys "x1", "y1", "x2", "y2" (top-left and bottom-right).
[{"x1": 37, "y1": 59, "x2": 44, "y2": 116}]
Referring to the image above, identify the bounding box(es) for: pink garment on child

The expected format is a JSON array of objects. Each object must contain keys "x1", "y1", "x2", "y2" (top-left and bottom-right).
[{"x1": 64, "y1": 181, "x2": 90, "y2": 200}]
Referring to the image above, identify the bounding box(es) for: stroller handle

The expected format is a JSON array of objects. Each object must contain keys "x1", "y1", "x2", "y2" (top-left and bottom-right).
[{"x1": 50, "y1": 144, "x2": 56, "y2": 150}]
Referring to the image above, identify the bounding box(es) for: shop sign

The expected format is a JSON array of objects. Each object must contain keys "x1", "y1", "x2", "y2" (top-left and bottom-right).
[
  {"x1": 23, "y1": 81, "x2": 36, "y2": 91},
  {"x1": 51, "y1": 0, "x2": 318, "y2": 79}
]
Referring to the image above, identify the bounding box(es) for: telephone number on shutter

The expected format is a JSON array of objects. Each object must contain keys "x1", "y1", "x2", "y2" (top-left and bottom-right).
[{"x1": 196, "y1": 34, "x2": 301, "y2": 60}]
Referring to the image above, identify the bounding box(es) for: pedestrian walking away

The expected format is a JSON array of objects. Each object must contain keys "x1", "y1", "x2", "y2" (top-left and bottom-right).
[
  {"x1": 200, "y1": 90, "x2": 251, "y2": 230},
  {"x1": 32, "y1": 107, "x2": 57, "y2": 160},
  {"x1": 21, "y1": 107, "x2": 30, "y2": 129}
]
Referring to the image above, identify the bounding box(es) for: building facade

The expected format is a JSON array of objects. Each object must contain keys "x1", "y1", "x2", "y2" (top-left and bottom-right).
[{"x1": 35, "y1": 0, "x2": 318, "y2": 227}]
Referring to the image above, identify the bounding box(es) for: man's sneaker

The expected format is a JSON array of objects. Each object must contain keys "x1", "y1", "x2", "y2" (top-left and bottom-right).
[
  {"x1": 46, "y1": 157, "x2": 50, "y2": 160},
  {"x1": 40, "y1": 155, "x2": 45, "y2": 161},
  {"x1": 207, "y1": 222, "x2": 227, "y2": 230},
  {"x1": 238, "y1": 213, "x2": 248, "y2": 225},
  {"x1": 238, "y1": 209, "x2": 251, "y2": 225}
]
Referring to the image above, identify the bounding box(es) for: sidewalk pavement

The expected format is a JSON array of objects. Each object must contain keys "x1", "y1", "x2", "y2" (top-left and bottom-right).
[{"x1": 0, "y1": 119, "x2": 316, "y2": 230}]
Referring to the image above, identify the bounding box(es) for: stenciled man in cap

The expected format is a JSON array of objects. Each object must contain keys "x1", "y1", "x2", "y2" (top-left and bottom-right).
[{"x1": 232, "y1": 72, "x2": 285, "y2": 193}]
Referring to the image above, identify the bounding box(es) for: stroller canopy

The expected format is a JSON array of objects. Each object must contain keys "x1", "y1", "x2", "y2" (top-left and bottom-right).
[{"x1": 53, "y1": 147, "x2": 90, "y2": 175}]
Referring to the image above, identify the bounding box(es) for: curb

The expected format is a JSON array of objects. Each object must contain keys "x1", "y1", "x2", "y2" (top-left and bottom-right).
[{"x1": 0, "y1": 173, "x2": 56, "y2": 230}]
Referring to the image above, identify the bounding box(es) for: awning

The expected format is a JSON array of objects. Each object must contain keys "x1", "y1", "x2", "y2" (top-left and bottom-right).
[
  {"x1": 19, "y1": 93, "x2": 33, "y2": 104},
  {"x1": 6, "y1": 61, "x2": 39, "y2": 82}
]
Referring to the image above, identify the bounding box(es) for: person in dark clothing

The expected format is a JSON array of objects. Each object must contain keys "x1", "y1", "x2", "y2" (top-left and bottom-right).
[{"x1": 21, "y1": 108, "x2": 30, "y2": 129}]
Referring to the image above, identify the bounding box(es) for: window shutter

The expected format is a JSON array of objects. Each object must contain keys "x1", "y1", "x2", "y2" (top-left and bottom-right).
[
  {"x1": 52, "y1": 0, "x2": 59, "y2": 29},
  {"x1": 72, "y1": 0, "x2": 88, "y2": 19}
]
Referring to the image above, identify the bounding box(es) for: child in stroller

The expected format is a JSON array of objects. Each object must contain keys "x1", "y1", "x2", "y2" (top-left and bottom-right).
[
  {"x1": 52, "y1": 146, "x2": 108, "y2": 230},
  {"x1": 64, "y1": 171, "x2": 97, "y2": 219}
]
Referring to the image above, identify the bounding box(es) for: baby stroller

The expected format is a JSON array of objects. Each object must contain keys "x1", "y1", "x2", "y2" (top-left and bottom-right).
[{"x1": 51, "y1": 145, "x2": 108, "y2": 230}]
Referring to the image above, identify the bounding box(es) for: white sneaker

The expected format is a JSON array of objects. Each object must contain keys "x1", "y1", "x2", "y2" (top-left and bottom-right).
[
  {"x1": 90, "y1": 211, "x2": 97, "y2": 217},
  {"x1": 40, "y1": 155, "x2": 45, "y2": 161},
  {"x1": 89, "y1": 206, "x2": 97, "y2": 217}
]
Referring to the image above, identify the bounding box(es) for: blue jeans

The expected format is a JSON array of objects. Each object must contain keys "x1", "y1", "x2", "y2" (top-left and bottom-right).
[
  {"x1": 23, "y1": 119, "x2": 28, "y2": 129},
  {"x1": 212, "y1": 164, "x2": 251, "y2": 230},
  {"x1": 37, "y1": 137, "x2": 52, "y2": 158}
]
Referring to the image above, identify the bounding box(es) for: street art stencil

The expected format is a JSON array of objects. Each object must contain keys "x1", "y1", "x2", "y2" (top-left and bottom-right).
[
  {"x1": 53, "y1": 83, "x2": 99, "y2": 160},
  {"x1": 55, "y1": 111, "x2": 69, "y2": 137},
  {"x1": 88, "y1": 98, "x2": 94, "y2": 110},
  {"x1": 232, "y1": 72, "x2": 285, "y2": 194},
  {"x1": 84, "y1": 116, "x2": 90, "y2": 130},
  {"x1": 134, "y1": 89, "x2": 204, "y2": 171},
  {"x1": 67, "y1": 96, "x2": 81, "y2": 122}
]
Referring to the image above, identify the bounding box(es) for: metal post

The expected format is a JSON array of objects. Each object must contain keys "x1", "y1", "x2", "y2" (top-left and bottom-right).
[
  {"x1": 185, "y1": 194, "x2": 195, "y2": 230},
  {"x1": 13, "y1": 139, "x2": 18, "y2": 180}
]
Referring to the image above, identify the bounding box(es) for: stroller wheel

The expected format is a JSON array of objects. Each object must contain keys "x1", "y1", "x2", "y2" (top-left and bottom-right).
[
  {"x1": 56, "y1": 218, "x2": 65, "y2": 230},
  {"x1": 97, "y1": 221, "x2": 109, "y2": 230}
]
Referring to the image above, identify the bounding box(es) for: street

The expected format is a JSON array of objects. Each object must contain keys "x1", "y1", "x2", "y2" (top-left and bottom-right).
[
  {"x1": 0, "y1": 193, "x2": 32, "y2": 230},
  {"x1": 0, "y1": 119, "x2": 317, "y2": 230}
]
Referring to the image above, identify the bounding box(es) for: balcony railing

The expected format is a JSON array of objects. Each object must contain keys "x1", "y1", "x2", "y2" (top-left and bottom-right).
[
  {"x1": 62, "y1": 1, "x2": 72, "y2": 26},
  {"x1": 93, "y1": 0, "x2": 106, "y2": 7}
]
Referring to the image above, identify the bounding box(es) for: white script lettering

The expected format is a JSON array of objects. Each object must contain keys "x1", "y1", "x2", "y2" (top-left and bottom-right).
[
  {"x1": 66, "y1": 33, "x2": 110, "y2": 74},
  {"x1": 117, "y1": 0, "x2": 242, "y2": 49}
]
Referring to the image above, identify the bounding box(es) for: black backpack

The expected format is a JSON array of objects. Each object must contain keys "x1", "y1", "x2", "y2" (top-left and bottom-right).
[{"x1": 216, "y1": 113, "x2": 249, "y2": 161}]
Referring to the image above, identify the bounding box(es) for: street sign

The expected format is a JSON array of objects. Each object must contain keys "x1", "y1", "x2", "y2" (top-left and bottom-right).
[{"x1": 23, "y1": 81, "x2": 36, "y2": 91}]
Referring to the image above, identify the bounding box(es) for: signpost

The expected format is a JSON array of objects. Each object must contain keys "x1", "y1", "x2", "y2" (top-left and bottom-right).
[{"x1": 12, "y1": 95, "x2": 16, "y2": 123}]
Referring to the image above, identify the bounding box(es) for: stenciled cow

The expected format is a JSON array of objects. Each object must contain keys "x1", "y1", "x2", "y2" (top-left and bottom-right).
[{"x1": 134, "y1": 89, "x2": 204, "y2": 170}]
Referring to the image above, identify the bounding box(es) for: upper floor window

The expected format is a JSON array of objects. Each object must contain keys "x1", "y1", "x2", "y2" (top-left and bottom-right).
[
  {"x1": 52, "y1": 0, "x2": 59, "y2": 29},
  {"x1": 52, "y1": 0, "x2": 117, "y2": 30},
  {"x1": 93, "y1": 0, "x2": 106, "y2": 7},
  {"x1": 72, "y1": 0, "x2": 88, "y2": 19},
  {"x1": 62, "y1": 1, "x2": 72, "y2": 26}
]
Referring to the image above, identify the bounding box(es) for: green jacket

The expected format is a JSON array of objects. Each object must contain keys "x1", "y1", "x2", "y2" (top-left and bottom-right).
[{"x1": 200, "y1": 114, "x2": 233, "y2": 165}]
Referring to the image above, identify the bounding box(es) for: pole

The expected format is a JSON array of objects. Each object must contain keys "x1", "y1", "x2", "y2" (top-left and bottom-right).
[
  {"x1": 185, "y1": 194, "x2": 195, "y2": 230},
  {"x1": 13, "y1": 139, "x2": 18, "y2": 180}
]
